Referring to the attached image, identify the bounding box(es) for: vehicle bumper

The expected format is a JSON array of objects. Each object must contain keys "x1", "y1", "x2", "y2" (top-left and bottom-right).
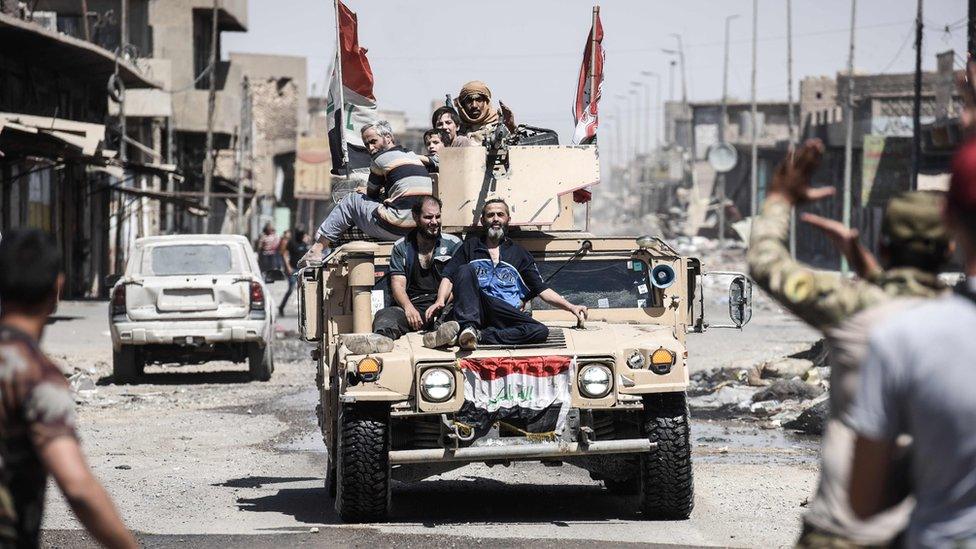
[
  {"x1": 111, "y1": 318, "x2": 269, "y2": 348},
  {"x1": 389, "y1": 438, "x2": 655, "y2": 464}
]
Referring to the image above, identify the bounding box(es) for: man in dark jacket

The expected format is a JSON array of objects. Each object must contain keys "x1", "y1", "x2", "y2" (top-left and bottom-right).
[
  {"x1": 373, "y1": 196, "x2": 461, "y2": 340},
  {"x1": 423, "y1": 199, "x2": 586, "y2": 350}
]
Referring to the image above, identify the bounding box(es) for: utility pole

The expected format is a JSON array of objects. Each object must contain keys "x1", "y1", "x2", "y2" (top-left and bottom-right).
[
  {"x1": 641, "y1": 70, "x2": 662, "y2": 148},
  {"x1": 201, "y1": 0, "x2": 219, "y2": 232},
  {"x1": 911, "y1": 0, "x2": 923, "y2": 191},
  {"x1": 787, "y1": 0, "x2": 797, "y2": 258},
  {"x1": 749, "y1": 0, "x2": 759, "y2": 217},
  {"x1": 671, "y1": 34, "x2": 688, "y2": 106},
  {"x1": 631, "y1": 81, "x2": 650, "y2": 155},
  {"x1": 235, "y1": 76, "x2": 250, "y2": 235},
  {"x1": 720, "y1": 14, "x2": 739, "y2": 248},
  {"x1": 841, "y1": 0, "x2": 857, "y2": 274},
  {"x1": 615, "y1": 94, "x2": 629, "y2": 161},
  {"x1": 668, "y1": 59, "x2": 676, "y2": 102}
]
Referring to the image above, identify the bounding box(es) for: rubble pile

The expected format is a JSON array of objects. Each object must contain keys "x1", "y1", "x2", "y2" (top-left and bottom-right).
[{"x1": 689, "y1": 339, "x2": 831, "y2": 434}]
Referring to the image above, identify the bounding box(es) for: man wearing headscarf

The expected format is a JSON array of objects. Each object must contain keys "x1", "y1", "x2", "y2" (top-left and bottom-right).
[{"x1": 453, "y1": 81, "x2": 517, "y2": 144}]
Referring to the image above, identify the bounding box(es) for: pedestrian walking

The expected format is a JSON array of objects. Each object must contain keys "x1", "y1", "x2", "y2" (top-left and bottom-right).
[
  {"x1": 279, "y1": 225, "x2": 310, "y2": 317},
  {"x1": 0, "y1": 229, "x2": 137, "y2": 548},
  {"x1": 256, "y1": 222, "x2": 283, "y2": 274},
  {"x1": 747, "y1": 139, "x2": 951, "y2": 547}
]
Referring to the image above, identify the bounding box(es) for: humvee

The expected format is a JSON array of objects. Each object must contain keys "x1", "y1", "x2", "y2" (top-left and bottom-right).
[{"x1": 297, "y1": 136, "x2": 751, "y2": 522}]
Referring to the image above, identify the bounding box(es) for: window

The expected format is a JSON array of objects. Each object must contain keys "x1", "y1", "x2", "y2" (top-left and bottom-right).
[
  {"x1": 150, "y1": 245, "x2": 233, "y2": 276},
  {"x1": 531, "y1": 259, "x2": 658, "y2": 310}
]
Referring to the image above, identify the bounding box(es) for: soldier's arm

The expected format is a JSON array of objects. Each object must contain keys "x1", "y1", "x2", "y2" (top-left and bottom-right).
[
  {"x1": 41, "y1": 438, "x2": 138, "y2": 549},
  {"x1": 747, "y1": 140, "x2": 887, "y2": 330}
]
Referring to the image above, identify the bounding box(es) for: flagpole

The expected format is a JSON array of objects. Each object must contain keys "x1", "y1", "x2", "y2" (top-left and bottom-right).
[
  {"x1": 333, "y1": 0, "x2": 349, "y2": 176},
  {"x1": 586, "y1": 5, "x2": 599, "y2": 232}
]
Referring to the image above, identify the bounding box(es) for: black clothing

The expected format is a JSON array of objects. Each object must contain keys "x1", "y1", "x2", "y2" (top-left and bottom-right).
[{"x1": 449, "y1": 263, "x2": 549, "y2": 345}]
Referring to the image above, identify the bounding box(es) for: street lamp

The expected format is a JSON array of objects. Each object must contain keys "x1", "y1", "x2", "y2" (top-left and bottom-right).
[
  {"x1": 663, "y1": 33, "x2": 687, "y2": 106},
  {"x1": 718, "y1": 14, "x2": 740, "y2": 249},
  {"x1": 614, "y1": 94, "x2": 630, "y2": 163},
  {"x1": 630, "y1": 81, "x2": 649, "y2": 156},
  {"x1": 640, "y1": 70, "x2": 662, "y2": 149}
]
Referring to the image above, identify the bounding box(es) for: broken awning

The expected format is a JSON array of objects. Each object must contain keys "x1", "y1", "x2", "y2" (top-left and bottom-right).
[
  {"x1": 0, "y1": 113, "x2": 106, "y2": 159},
  {"x1": 0, "y1": 14, "x2": 159, "y2": 89},
  {"x1": 98, "y1": 183, "x2": 208, "y2": 216}
]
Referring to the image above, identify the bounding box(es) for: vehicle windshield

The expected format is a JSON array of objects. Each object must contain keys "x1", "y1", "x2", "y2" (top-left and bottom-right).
[
  {"x1": 531, "y1": 258, "x2": 657, "y2": 310},
  {"x1": 150, "y1": 244, "x2": 234, "y2": 276}
]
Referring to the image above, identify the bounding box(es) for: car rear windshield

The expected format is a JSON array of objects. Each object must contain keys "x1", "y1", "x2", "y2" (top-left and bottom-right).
[
  {"x1": 531, "y1": 258, "x2": 658, "y2": 310},
  {"x1": 150, "y1": 245, "x2": 234, "y2": 276}
]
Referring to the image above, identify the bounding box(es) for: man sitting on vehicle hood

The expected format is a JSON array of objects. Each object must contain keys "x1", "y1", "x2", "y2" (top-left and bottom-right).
[
  {"x1": 372, "y1": 196, "x2": 461, "y2": 341},
  {"x1": 454, "y1": 81, "x2": 517, "y2": 144},
  {"x1": 422, "y1": 199, "x2": 587, "y2": 350}
]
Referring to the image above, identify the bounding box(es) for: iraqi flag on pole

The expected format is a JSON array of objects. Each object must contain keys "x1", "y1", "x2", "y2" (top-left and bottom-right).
[
  {"x1": 327, "y1": 0, "x2": 377, "y2": 174},
  {"x1": 455, "y1": 356, "x2": 574, "y2": 439},
  {"x1": 571, "y1": 7, "x2": 604, "y2": 146}
]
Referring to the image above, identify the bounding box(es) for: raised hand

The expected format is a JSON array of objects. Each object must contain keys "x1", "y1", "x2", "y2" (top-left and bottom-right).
[{"x1": 768, "y1": 138, "x2": 834, "y2": 205}]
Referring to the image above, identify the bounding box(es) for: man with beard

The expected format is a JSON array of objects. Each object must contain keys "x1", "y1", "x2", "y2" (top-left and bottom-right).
[
  {"x1": 303, "y1": 121, "x2": 432, "y2": 265},
  {"x1": 422, "y1": 199, "x2": 587, "y2": 350},
  {"x1": 372, "y1": 196, "x2": 461, "y2": 341},
  {"x1": 453, "y1": 81, "x2": 517, "y2": 144}
]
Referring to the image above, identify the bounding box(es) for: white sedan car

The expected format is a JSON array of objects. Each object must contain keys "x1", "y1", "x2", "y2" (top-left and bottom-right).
[{"x1": 108, "y1": 234, "x2": 280, "y2": 383}]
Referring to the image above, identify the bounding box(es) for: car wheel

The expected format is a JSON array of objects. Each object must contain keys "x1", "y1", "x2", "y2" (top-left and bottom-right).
[
  {"x1": 639, "y1": 392, "x2": 694, "y2": 520},
  {"x1": 248, "y1": 343, "x2": 274, "y2": 381},
  {"x1": 113, "y1": 346, "x2": 140, "y2": 384},
  {"x1": 334, "y1": 404, "x2": 391, "y2": 523}
]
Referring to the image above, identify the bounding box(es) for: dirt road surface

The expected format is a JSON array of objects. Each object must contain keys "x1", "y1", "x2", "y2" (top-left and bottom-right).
[{"x1": 40, "y1": 278, "x2": 821, "y2": 548}]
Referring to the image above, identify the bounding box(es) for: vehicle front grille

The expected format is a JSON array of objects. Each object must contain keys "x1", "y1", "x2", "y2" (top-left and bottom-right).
[{"x1": 478, "y1": 327, "x2": 567, "y2": 350}]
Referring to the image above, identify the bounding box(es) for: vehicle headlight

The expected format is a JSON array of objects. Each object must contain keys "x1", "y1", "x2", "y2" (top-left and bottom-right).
[
  {"x1": 650, "y1": 348, "x2": 676, "y2": 375},
  {"x1": 578, "y1": 364, "x2": 613, "y2": 398},
  {"x1": 420, "y1": 367, "x2": 455, "y2": 403},
  {"x1": 626, "y1": 351, "x2": 645, "y2": 370}
]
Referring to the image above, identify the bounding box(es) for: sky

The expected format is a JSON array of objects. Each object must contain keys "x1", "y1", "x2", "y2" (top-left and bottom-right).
[{"x1": 223, "y1": 0, "x2": 968, "y2": 143}]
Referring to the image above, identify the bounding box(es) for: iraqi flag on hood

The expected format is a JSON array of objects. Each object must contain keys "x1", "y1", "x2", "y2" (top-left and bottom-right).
[
  {"x1": 455, "y1": 355, "x2": 574, "y2": 439},
  {"x1": 327, "y1": 0, "x2": 378, "y2": 174},
  {"x1": 571, "y1": 9, "x2": 604, "y2": 146}
]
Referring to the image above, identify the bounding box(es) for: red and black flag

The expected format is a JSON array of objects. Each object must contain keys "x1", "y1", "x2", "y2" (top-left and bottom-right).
[{"x1": 572, "y1": 6, "x2": 604, "y2": 146}]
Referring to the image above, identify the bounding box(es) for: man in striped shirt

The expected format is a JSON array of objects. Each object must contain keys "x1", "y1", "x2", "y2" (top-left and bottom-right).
[{"x1": 304, "y1": 121, "x2": 433, "y2": 264}]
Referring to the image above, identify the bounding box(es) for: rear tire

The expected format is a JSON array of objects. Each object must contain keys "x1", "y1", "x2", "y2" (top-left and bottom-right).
[
  {"x1": 112, "y1": 346, "x2": 140, "y2": 384},
  {"x1": 639, "y1": 393, "x2": 694, "y2": 520},
  {"x1": 248, "y1": 343, "x2": 274, "y2": 381},
  {"x1": 334, "y1": 405, "x2": 391, "y2": 522}
]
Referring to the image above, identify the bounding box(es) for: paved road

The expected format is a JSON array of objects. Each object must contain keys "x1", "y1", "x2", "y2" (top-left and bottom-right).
[{"x1": 39, "y1": 281, "x2": 821, "y2": 548}]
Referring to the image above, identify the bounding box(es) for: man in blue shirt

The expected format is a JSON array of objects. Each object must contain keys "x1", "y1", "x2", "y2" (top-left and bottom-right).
[
  {"x1": 373, "y1": 196, "x2": 461, "y2": 340},
  {"x1": 423, "y1": 199, "x2": 587, "y2": 350}
]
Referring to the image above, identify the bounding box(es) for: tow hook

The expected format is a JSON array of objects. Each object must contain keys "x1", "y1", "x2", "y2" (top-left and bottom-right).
[{"x1": 440, "y1": 414, "x2": 475, "y2": 447}]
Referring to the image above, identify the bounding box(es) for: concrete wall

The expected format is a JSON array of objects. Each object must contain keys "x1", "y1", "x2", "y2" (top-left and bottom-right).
[{"x1": 149, "y1": 0, "x2": 247, "y2": 135}]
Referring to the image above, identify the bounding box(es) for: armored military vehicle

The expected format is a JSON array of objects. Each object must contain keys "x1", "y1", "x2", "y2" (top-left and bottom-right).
[{"x1": 297, "y1": 133, "x2": 751, "y2": 522}]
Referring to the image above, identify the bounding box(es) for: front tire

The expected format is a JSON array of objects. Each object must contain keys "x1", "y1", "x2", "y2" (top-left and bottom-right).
[
  {"x1": 112, "y1": 346, "x2": 141, "y2": 384},
  {"x1": 334, "y1": 404, "x2": 391, "y2": 522},
  {"x1": 248, "y1": 343, "x2": 274, "y2": 381},
  {"x1": 639, "y1": 393, "x2": 694, "y2": 520}
]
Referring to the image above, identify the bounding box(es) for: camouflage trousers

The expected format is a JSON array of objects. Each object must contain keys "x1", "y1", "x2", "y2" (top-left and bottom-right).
[{"x1": 796, "y1": 522, "x2": 898, "y2": 549}]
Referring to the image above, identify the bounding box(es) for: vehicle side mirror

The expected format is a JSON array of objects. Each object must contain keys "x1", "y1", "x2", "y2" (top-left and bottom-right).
[
  {"x1": 104, "y1": 274, "x2": 122, "y2": 288},
  {"x1": 728, "y1": 275, "x2": 753, "y2": 328},
  {"x1": 263, "y1": 269, "x2": 287, "y2": 283}
]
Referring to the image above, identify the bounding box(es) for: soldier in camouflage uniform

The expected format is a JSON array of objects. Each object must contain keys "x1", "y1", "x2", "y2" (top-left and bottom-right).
[
  {"x1": 747, "y1": 140, "x2": 951, "y2": 548},
  {"x1": 0, "y1": 229, "x2": 135, "y2": 549}
]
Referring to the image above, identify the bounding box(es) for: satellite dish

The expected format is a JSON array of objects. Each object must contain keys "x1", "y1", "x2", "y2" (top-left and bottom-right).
[{"x1": 707, "y1": 142, "x2": 739, "y2": 173}]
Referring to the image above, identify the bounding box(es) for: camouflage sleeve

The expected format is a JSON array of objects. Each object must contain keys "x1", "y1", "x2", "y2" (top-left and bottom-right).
[
  {"x1": 21, "y1": 358, "x2": 78, "y2": 450},
  {"x1": 746, "y1": 197, "x2": 889, "y2": 330}
]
